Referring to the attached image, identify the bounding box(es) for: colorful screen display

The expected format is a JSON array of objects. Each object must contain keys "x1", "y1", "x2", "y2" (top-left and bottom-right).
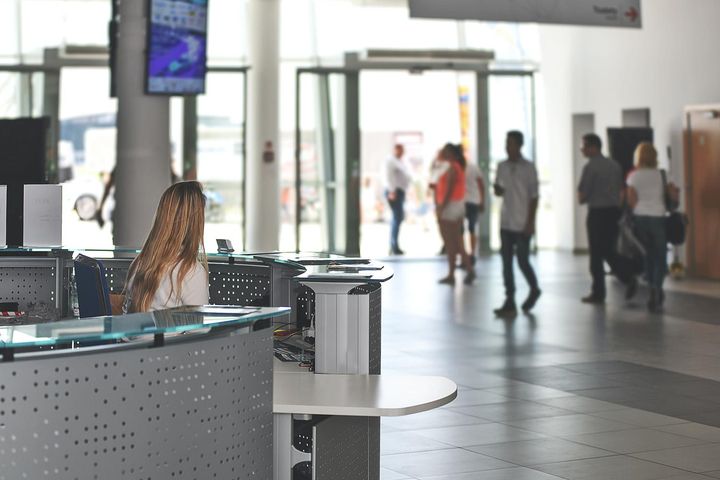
[{"x1": 146, "y1": 0, "x2": 209, "y2": 95}]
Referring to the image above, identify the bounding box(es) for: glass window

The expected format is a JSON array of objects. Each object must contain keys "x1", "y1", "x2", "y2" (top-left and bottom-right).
[
  {"x1": 59, "y1": 68, "x2": 117, "y2": 248},
  {"x1": 0, "y1": 73, "x2": 22, "y2": 118},
  {"x1": 20, "y1": 0, "x2": 111, "y2": 62},
  {"x1": 207, "y1": 0, "x2": 248, "y2": 63},
  {"x1": 0, "y1": 2, "x2": 20, "y2": 63},
  {"x1": 197, "y1": 72, "x2": 247, "y2": 249}
]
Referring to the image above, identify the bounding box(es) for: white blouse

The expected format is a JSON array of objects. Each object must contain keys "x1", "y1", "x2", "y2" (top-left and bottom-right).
[{"x1": 126, "y1": 261, "x2": 209, "y2": 312}]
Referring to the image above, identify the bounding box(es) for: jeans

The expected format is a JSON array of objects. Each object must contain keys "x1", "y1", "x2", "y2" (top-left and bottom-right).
[
  {"x1": 634, "y1": 215, "x2": 668, "y2": 291},
  {"x1": 500, "y1": 229, "x2": 539, "y2": 299},
  {"x1": 386, "y1": 188, "x2": 405, "y2": 252},
  {"x1": 587, "y1": 207, "x2": 632, "y2": 299}
]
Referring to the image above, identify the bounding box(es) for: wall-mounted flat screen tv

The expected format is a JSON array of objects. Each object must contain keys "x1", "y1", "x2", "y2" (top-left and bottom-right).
[{"x1": 146, "y1": 0, "x2": 209, "y2": 95}]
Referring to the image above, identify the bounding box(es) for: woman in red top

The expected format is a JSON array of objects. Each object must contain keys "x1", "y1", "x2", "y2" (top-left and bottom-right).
[{"x1": 436, "y1": 143, "x2": 475, "y2": 285}]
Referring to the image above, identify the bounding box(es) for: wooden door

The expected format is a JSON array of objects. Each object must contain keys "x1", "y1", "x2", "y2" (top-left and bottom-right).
[{"x1": 685, "y1": 107, "x2": 720, "y2": 279}]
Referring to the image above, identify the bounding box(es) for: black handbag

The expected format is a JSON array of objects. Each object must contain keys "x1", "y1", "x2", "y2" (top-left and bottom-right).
[{"x1": 660, "y1": 170, "x2": 687, "y2": 245}]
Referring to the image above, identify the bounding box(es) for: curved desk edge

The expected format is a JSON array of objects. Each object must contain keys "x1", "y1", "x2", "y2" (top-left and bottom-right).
[{"x1": 273, "y1": 373, "x2": 457, "y2": 417}]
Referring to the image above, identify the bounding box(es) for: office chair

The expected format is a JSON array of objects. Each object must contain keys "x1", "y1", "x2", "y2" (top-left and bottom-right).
[{"x1": 74, "y1": 254, "x2": 112, "y2": 318}]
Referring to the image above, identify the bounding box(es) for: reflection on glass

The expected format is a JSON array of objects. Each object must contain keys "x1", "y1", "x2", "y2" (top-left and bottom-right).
[{"x1": 0, "y1": 306, "x2": 288, "y2": 349}]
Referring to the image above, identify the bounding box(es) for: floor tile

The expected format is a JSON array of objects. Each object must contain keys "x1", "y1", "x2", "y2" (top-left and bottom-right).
[
  {"x1": 381, "y1": 448, "x2": 514, "y2": 478},
  {"x1": 590, "y1": 408, "x2": 686, "y2": 427},
  {"x1": 413, "y1": 422, "x2": 545, "y2": 447},
  {"x1": 679, "y1": 411, "x2": 720, "y2": 428},
  {"x1": 444, "y1": 389, "x2": 511, "y2": 407},
  {"x1": 381, "y1": 431, "x2": 454, "y2": 455},
  {"x1": 633, "y1": 444, "x2": 720, "y2": 473},
  {"x1": 382, "y1": 409, "x2": 489, "y2": 431},
  {"x1": 655, "y1": 423, "x2": 720, "y2": 442},
  {"x1": 469, "y1": 438, "x2": 613, "y2": 466},
  {"x1": 658, "y1": 475, "x2": 720, "y2": 480},
  {"x1": 485, "y1": 383, "x2": 575, "y2": 401},
  {"x1": 422, "y1": 467, "x2": 565, "y2": 479},
  {"x1": 560, "y1": 361, "x2": 655, "y2": 375},
  {"x1": 450, "y1": 400, "x2": 575, "y2": 422},
  {"x1": 506, "y1": 413, "x2": 634, "y2": 436},
  {"x1": 537, "y1": 396, "x2": 625, "y2": 413},
  {"x1": 571, "y1": 386, "x2": 720, "y2": 418},
  {"x1": 565, "y1": 428, "x2": 706, "y2": 454},
  {"x1": 381, "y1": 468, "x2": 415, "y2": 480},
  {"x1": 535, "y1": 455, "x2": 690, "y2": 480}
]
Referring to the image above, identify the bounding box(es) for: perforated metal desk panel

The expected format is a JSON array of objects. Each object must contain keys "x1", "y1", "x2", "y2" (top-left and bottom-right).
[
  {"x1": 0, "y1": 306, "x2": 289, "y2": 480},
  {"x1": 0, "y1": 248, "x2": 277, "y2": 317}
]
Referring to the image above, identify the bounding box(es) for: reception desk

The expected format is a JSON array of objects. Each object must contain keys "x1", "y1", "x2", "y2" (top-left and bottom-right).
[
  {"x1": 0, "y1": 248, "x2": 453, "y2": 480},
  {"x1": 0, "y1": 306, "x2": 289, "y2": 480}
]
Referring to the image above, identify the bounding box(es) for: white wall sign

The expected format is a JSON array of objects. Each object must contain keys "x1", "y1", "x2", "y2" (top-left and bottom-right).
[
  {"x1": 23, "y1": 185, "x2": 62, "y2": 247},
  {"x1": 409, "y1": 0, "x2": 642, "y2": 28}
]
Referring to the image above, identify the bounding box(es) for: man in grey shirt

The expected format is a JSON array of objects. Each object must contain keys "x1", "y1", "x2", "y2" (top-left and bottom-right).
[{"x1": 578, "y1": 133, "x2": 637, "y2": 303}]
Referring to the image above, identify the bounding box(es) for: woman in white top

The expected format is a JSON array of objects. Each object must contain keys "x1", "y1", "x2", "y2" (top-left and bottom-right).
[
  {"x1": 626, "y1": 142, "x2": 679, "y2": 312},
  {"x1": 124, "y1": 181, "x2": 209, "y2": 312}
]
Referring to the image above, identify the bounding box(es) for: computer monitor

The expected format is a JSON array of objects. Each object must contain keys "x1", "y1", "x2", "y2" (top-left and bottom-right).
[{"x1": 145, "y1": 0, "x2": 209, "y2": 95}]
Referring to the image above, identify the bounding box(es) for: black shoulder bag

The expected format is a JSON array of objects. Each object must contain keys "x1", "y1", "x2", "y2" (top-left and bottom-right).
[{"x1": 660, "y1": 170, "x2": 686, "y2": 245}]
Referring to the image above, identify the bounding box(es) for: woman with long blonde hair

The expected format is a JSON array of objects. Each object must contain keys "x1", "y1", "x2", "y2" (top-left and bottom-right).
[
  {"x1": 124, "y1": 181, "x2": 209, "y2": 313},
  {"x1": 626, "y1": 142, "x2": 679, "y2": 312}
]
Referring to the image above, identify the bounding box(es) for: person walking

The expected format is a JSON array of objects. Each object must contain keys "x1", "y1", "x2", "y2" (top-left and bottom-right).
[
  {"x1": 436, "y1": 143, "x2": 475, "y2": 285},
  {"x1": 384, "y1": 144, "x2": 411, "y2": 255},
  {"x1": 464, "y1": 159, "x2": 485, "y2": 266},
  {"x1": 578, "y1": 133, "x2": 638, "y2": 304},
  {"x1": 493, "y1": 131, "x2": 541, "y2": 315},
  {"x1": 626, "y1": 142, "x2": 679, "y2": 312}
]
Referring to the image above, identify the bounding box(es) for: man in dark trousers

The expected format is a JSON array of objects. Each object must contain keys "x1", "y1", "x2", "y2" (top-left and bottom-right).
[
  {"x1": 384, "y1": 144, "x2": 411, "y2": 255},
  {"x1": 493, "y1": 131, "x2": 541, "y2": 316},
  {"x1": 578, "y1": 133, "x2": 637, "y2": 304}
]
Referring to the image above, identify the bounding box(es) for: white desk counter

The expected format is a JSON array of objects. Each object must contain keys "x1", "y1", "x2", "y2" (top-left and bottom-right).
[{"x1": 274, "y1": 371, "x2": 457, "y2": 417}]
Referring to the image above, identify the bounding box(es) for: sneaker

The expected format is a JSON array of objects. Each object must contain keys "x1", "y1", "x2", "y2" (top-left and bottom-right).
[
  {"x1": 494, "y1": 299, "x2": 517, "y2": 316},
  {"x1": 463, "y1": 270, "x2": 476, "y2": 285},
  {"x1": 581, "y1": 295, "x2": 605, "y2": 305},
  {"x1": 522, "y1": 288, "x2": 542, "y2": 312},
  {"x1": 625, "y1": 277, "x2": 638, "y2": 300},
  {"x1": 438, "y1": 276, "x2": 455, "y2": 286}
]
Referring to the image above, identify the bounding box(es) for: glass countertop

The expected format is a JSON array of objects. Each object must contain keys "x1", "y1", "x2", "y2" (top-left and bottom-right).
[
  {"x1": 0, "y1": 306, "x2": 289, "y2": 349},
  {"x1": 297, "y1": 262, "x2": 393, "y2": 283}
]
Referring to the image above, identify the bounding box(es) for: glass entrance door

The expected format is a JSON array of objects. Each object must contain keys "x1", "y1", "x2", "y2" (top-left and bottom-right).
[{"x1": 293, "y1": 68, "x2": 360, "y2": 255}]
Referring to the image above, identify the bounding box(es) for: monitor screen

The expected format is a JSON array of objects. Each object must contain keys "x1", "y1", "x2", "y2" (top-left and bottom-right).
[{"x1": 146, "y1": 0, "x2": 209, "y2": 95}]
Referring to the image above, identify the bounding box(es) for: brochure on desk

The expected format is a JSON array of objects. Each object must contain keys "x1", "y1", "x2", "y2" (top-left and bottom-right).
[{"x1": 23, "y1": 185, "x2": 62, "y2": 247}]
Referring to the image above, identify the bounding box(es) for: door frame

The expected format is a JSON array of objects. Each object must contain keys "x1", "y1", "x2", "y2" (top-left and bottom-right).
[
  {"x1": 684, "y1": 104, "x2": 720, "y2": 278},
  {"x1": 294, "y1": 56, "x2": 537, "y2": 256}
]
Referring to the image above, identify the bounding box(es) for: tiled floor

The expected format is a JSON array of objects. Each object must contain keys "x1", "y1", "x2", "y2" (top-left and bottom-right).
[{"x1": 380, "y1": 252, "x2": 720, "y2": 479}]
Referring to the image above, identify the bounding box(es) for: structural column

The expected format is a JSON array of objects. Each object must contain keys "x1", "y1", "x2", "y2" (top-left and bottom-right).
[
  {"x1": 476, "y1": 73, "x2": 491, "y2": 254},
  {"x1": 113, "y1": 0, "x2": 171, "y2": 248},
  {"x1": 246, "y1": 0, "x2": 281, "y2": 251}
]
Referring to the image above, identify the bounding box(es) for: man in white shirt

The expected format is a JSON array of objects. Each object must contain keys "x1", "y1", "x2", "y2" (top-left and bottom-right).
[
  {"x1": 384, "y1": 144, "x2": 411, "y2": 255},
  {"x1": 464, "y1": 161, "x2": 485, "y2": 266},
  {"x1": 493, "y1": 131, "x2": 541, "y2": 316}
]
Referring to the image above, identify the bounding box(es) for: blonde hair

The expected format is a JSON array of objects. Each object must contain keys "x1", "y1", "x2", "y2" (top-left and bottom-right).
[
  {"x1": 634, "y1": 142, "x2": 658, "y2": 169},
  {"x1": 126, "y1": 181, "x2": 207, "y2": 312}
]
